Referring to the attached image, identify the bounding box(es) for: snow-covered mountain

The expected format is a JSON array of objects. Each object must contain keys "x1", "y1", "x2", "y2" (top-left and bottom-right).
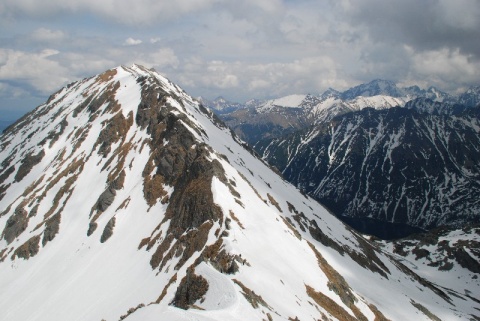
[
  {"x1": 374, "y1": 224, "x2": 480, "y2": 300},
  {"x1": 218, "y1": 80, "x2": 464, "y2": 144},
  {"x1": 1, "y1": 65, "x2": 478, "y2": 320},
  {"x1": 340, "y1": 79, "x2": 406, "y2": 100},
  {"x1": 257, "y1": 104, "x2": 480, "y2": 234},
  {"x1": 458, "y1": 85, "x2": 480, "y2": 107},
  {"x1": 197, "y1": 96, "x2": 245, "y2": 114}
]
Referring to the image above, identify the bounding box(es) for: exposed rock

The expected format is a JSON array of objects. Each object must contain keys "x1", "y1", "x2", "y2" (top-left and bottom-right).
[
  {"x1": 14, "y1": 150, "x2": 45, "y2": 182},
  {"x1": 306, "y1": 285, "x2": 358, "y2": 321},
  {"x1": 12, "y1": 235, "x2": 41, "y2": 260},
  {"x1": 257, "y1": 106, "x2": 480, "y2": 234},
  {"x1": 96, "y1": 187, "x2": 116, "y2": 212},
  {"x1": 152, "y1": 221, "x2": 213, "y2": 272},
  {"x1": 41, "y1": 119, "x2": 68, "y2": 148},
  {"x1": 165, "y1": 155, "x2": 224, "y2": 235},
  {"x1": 100, "y1": 217, "x2": 116, "y2": 243},
  {"x1": 87, "y1": 221, "x2": 98, "y2": 236},
  {"x1": 410, "y1": 300, "x2": 442, "y2": 321},
  {"x1": 171, "y1": 268, "x2": 209, "y2": 310},
  {"x1": 225, "y1": 217, "x2": 232, "y2": 230},
  {"x1": 233, "y1": 279, "x2": 271, "y2": 310},
  {"x1": 0, "y1": 165, "x2": 15, "y2": 186},
  {"x1": 95, "y1": 111, "x2": 133, "y2": 157},
  {"x1": 453, "y1": 247, "x2": 480, "y2": 273},
  {"x1": 110, "y1": 169, "x2": 126, "y2": 190},
  {"x1": 42, "y1": 213, "x2": 61, "y2": 246},
  {"x1": 29, "y1": 204, "x2": 39, "y2": 218},
  {"x1": 119, "y1": 304, "x2": 145, "y2": 320},
  {"x1": 307, "y1": 242, "x2": 356, "y2": 307},
  {"x1": 2, "y1": 207, "x2": 29, "y2": 244},
  {"x1": 198, "y1": 239, "x2": 240, "y2": 274}
]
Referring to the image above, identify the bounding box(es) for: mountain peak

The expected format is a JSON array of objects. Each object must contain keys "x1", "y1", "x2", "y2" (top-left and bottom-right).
[
  {"x1": 0, "y1": 66, "x2": 478, "y2": 320},
  {"x1": 340, "y1": 79, "x2": 403, "y2": 100}
]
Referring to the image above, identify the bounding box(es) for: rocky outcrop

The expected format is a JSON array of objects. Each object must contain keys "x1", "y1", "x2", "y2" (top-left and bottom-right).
[
  {"x1": 171, "y1": 268, "x2": 209, "y2": 309},
  {"x1": 14, "y1": 150, "x2": 45, "y2": 182},
  {"x1": 42, "y1": 213, "x2": 61, "y2": 246},
  {"x1": 2, "y1": 207, "x2": 29, "y2": 244},
  {"x1": 96, "y1": 187, "x2": 116, "y2": 212},
  {"x1": 258, "y1": 106, "x2": 480, "y2": 235},
  {"x1": 100, "y1": 217, "x2": 116, "y2": 243},
  {"x1": 12, "y1": 235, "x2": 41, "y2": 260}
]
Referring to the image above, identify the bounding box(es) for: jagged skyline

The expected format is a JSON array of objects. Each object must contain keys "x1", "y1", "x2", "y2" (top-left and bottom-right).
[{"x1": 0, "y1": 0, "x2": 479, "y2": 120}]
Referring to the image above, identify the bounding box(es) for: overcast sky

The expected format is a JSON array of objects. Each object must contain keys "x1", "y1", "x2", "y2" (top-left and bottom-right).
[{"x1": 1, "y1": 0, "x2": 479, "y2": 120}]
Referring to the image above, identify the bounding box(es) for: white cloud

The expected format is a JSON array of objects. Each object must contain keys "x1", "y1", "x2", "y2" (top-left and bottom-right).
[
  {"x1": 127, "y1": 48, "x2": 180, "y2": 71},
  {"x1": 0, "y1": 82, "x2": 30, "y2": 98},
  {"x1": 123, "y1": 38, "x2": 142, "y2": 46},
  {"x1": 408, "y1": 47, "x2": 480, "y2": 91},
  {"x1": 0, "y1": 0, "x2": 221, "y2": 24},
  {"x1": 0, "y1": 48, "x2": 70, "y2": 93},
  {"x1": 0, "y1": 0, "x2": 478, "y2": 108},
  {"x1": 174, "y1": 55, "x2": 348, "y2": 100},
  {"x1": 31, "y1": 28, "x2": 65, "y2": 42}
]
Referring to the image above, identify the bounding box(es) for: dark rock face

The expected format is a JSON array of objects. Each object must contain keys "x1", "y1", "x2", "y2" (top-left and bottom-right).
[
  {"x1": 2, "y1": 207, "x2": 29, "y2": 244},
  {"x1": 132, "y1": 75, "x2": 226, "y2": 273},
  {"x1": 14, "y1": 150, "x2": 45, "y2": 182},
  {"x1": 42, "y1": 213, "x2": 61, "y2": 246},
  {"x1": 165, "y1": 154, "x2": 224, "y2": 234},
  {"x1": 87, "y1": 222, "x2": 98, "y2": 236},
  {"x1": 384, "y1": 225, "x2": 480, "y2": 274},
  {"x1": 258, "y1": 106, "x2": 480, "y2": 233},
  {"x1": 221, "y1": 107, "x2": 309, "y2": 146},
  {"x1": 100, "y1": 217, "x2": 116, "y2": 243},
  {"x1": 96, "y1": 187, "x2": 117, "y2": 212},
  {"x1": 171, "y1": 268, "x2": 209, "y2": 309},
  {"x1": 12, "y1": 235, "x2": 41, "y2": 260}
]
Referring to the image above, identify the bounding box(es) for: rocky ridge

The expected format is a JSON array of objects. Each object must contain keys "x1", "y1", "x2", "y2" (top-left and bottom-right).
[
  {"x1": 256, "y1": 104, "x2": 480, "y2": 234},
  {"x1": 214, "y1": 80, "x2": 477, "y2": 145},
  {"x1": 0, "y1": 65, "x2": 478, "y2": 320}
]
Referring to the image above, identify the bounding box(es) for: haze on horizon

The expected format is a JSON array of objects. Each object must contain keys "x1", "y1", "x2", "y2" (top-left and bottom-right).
[{"x1": 0, "y1": 0, "x2": 479, "y2": 121}]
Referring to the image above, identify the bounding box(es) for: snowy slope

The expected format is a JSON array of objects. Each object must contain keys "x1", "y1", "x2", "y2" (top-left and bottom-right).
[
  {"x1": 257, "y1": 106, "x2": 480, "y2": 232},
  {"x1": 0, "y1": 65, "x2": 478, "y2": 321},
  {"x1": 310, "y1": 95, "x2": 408, "y2": 123},
  {"x1": 374, "y1": 224, "x2": 480, "y2": 299},
  {"x1": 257, "y1": 94, "x2": 309, "y2": 111}
]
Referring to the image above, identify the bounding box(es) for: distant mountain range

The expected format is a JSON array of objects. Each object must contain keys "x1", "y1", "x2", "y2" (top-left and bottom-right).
[
  {"x1": 256, "y1": 104, "x2": 480, "y2": 235},
  {"x1": 202, "y1": 80, "x2": 480, "y2": 145},
  {"x1": 203, "y1": 80, "x2": 480, "y2": 238}
]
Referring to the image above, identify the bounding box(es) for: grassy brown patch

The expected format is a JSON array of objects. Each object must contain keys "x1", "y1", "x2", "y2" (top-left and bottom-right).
[
  {"x1": 369, "y1": 303, "x2": 391, "y2": 321},
  {"x1": 267, "y1": 193, "x2": 282, "y2": 212},
  {"x1": 306, "y1": 285, "x2": 357, "y2": 321},
  {"x1": 156, "y1": 273, "x2": 178, "y2": 303},
  {"x1": 97, "y1": 69, "x2": 117, "y2": 83},
  {"x1": 143, "y1": 174, "x2": 168, "y2": 208},
  {"x1": 410, "y1": 300, "x2": 442, "y2": 321},
  {"x1": 116, "y1": 197, "x2": 131, "y2": 211},
  {"x1": 229, "y1": 210, "x2": 245, "y2": 229},
  {"x1": 42, "y1": 212, "x2": 61, "y2": 246},
  {"x1": 12, "y1": 234, "x2": 41, "y2": 260},
  {"x1": 233, "y1": 279, "x2": 272, "y2": 310},
  {"x1": 281, "y1": 216, "x2": 302, "y2": 240},
  {"x1": 307, "y1": 242, "x2": 356, "y2": 308}
]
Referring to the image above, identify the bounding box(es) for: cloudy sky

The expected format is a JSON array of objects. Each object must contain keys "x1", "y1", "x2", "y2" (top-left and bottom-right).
[{"x1": 1, "y1": 0, "x2": 479, "y2": 120}]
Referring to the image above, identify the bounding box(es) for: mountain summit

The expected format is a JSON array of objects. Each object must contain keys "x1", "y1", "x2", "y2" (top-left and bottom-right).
[{"x1": 0, "y1": 65, "x2": 478, "y2": 320}]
